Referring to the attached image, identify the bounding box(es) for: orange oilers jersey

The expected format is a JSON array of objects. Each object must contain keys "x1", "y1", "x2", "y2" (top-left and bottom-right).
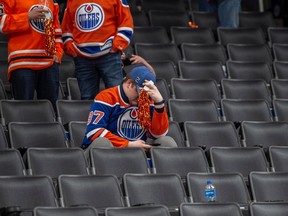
[
  {"x1": 0, "y1": 0, "x2": 63, "y2": 79},
  {"x1": 61, "y1": 0, "x2": 134, "y2": 58},
  {"x1": 82, "y1": 85, "x2": 169, "y2": 148}
]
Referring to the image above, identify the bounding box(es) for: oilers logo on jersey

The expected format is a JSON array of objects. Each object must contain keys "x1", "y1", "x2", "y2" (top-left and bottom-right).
[
  {"x1": 76, "y1": 3, "x2": 104, "y2": 32},
  {"x1": 117, "y1": 107, "x2": 146, "y2": 140},
  {"x1": 120, "y1": 0, "x2": 129, "y2": 7},
  {"x1": 29, "y1": 5, "x2": 53, "y2": 34}
]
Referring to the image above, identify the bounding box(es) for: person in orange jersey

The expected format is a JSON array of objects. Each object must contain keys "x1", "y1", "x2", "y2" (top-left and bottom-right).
[
  {"x1": 62, "y1": 0, "x2": 134, "y2": 100},
  {"x1": 0, "y1": 0, "x2": 63, "y2": 110}
]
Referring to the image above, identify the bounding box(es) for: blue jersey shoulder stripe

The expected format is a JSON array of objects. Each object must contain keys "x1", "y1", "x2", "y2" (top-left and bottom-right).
[{"x1": 118, "y1": 28, "x2": 133, "y2": 41}]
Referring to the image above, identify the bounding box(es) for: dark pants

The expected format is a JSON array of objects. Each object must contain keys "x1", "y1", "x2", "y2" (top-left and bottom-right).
[
  {"x1": 73, "y1": 52, "x2": 123, "y2": 100},
  {"x1": 10, "y1": 62, "x2": 59, "y2": 110},
  {"x1": 198, "y1": 0, "x2": 241, "y2": 27}
]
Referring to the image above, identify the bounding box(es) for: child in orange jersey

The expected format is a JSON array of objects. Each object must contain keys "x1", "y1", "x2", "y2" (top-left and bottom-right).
[{"x1": 82, "y1": 65, "x2": 177, "y2": 158}]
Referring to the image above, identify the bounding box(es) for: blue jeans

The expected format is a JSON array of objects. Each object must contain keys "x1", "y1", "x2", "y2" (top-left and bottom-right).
[
  {"x1": 10, "y1": 62, "x2": 59, "y2": 110},
  {"x1": 74, "y1": 52, "x2": 123, "y2": 100},
  {"x1": 218, "y1": 0, "x2": 241, "y2": 27},
  {"x1": 198, "y1": 0, "x2": 241, "y2": 28}
]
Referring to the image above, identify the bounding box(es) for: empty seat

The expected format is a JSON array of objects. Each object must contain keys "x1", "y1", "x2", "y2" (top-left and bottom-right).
[
  {"x1": 132, "y1": 11, "x2": 150, "y2": 27},
  {"x1": 67, "y1": 77, "x2": 81, "y2": 100},
  {"x1": 0, "y1": 61, "x2": 10, "y2": 96},
  {"x1": 226, "y1": 61, "x2": 273, "y2": 83},
  {"x1": 59, "y1": 59, "x2": 75, "y2": 94},
  {"x1": 0, "y1": 149, "x2": 25, "y2": 176},
  {"x1": 141, "y1": 0, "x2": 187, "y2": 12},
  {"x1": 191, "y1": 12, "x2": 219, "y2": 35},
  {"x1": 148, "y1": 61, "x2": 178, "y2": 88},
  {"x1": 0, "y1": 100, "x2": 56, "y2": 127},
  {"x1": 68, "y1": 121, "x2": 87, "y2": 147},
  {"x1": 274, "y1": 61, "x2": 288, "y2": 79},
  {"x1": 9, "y1": 122, "x2": 68, "y2": 149},
  {"x1": 67, "y1": 78, "x2": 105, "y2": 100},
  {"x1": 184, "y1": 121, "x2": 241, "y2": 150},
  {"x1": 239, "y1": 11, "x2": 276, "y2": 36},
  {"x1": 170, "y1": 27, "x2": 215, "y2": 45},
  {"x1": 131, "y1": 27, "x2": 170, "y2": 45},
  {"x1": 155, "y1": 78, "x2": 171, "y2": 102},
  {"x1": 150, "y1": 147, "x2": 210, "y2": 179},
  {"x1": 90, "y1": 148, "x2": 149, "y2": 178},
  {"x1": 106, "y1": 205, "x2": 170, "y2": 216},
  {"x1": 269, "y1": 146, "x2": 288, "y2": 172},
  {"x1": 124, "y1": 173, "x2": 187, "y2": 210},
  {"x1": 273, "y1": 99, "x2": 288, "y2": 122},
  {"x1": 268, "y1": 27, "x2": 288, "y2": 45},
  {"x1": 0, "y1": 124, "x2": 8, "y2": 149},
  {"x1": 221, "y1": 99, "x2": 272, "y2": 122},
  {"x1": 273, "y1": 44, "x2": 288, "y2": 61},
  {"x1": 181, "y1": 44, "x2": 227, "y2": 65},
  {"x1": 210, "y1": 147, "x2": 269, "y2": 181},
  {"x1": 148, "y1": 10, "x2": 190, "y2": 33},
  {"x1": 187, "y1": 0, "x2": 199, "y2": 11},
  {"x1": 218, "y1": 27, "x2": 266, "y2": 47},
  {"x1": 187, "y1": 172, "x2": 251, "y2": 206},
  {"x1": 135, "y1": 43, "x2": 181, "y2": 66},
  {"x1": 271, "y1": 79, "x2": 288, "y2": 99},
  {"x1": 27, "y1": 148, "x2": 89, "y2": 179},
  {"x1": 56, "y1": 100, "x2": 92, "y2": 128},
  {"x1": 168, "y1": 99, "x2": 220, "y2": 124},
  {"x1": 249, "y1": 171, "x2": 288, "y2": 202},
  {"x1": 59, "y1": 175, "x2": 125, "y2": 212},
  {"x1": 180, "y1": 203, "x2": 243, "y2": 216},
  {"x1": 34, "y1": 206, "x2": 99, "y2": 216},
  {"x1": 58, "y1": 83, "x2": 66, "y2": 100},
  {"x1": 178, "y1": 61, "x2": 225, "y2": 84},
  {"x1": 227, "y1": 44, "x2": 273, "y2": 65},
  {"x1": 167, "y1": 121, "x2": 185, "y2": 147},
  {"x1": 0, "y1": 79, "x2": 7, "y2": 100},
  {"x1": 241, "y1": 121, "x2": 288, "y2": 148},
  {"x1": 221, "y1": 79, "x2": 271, "y2": 105},
  {"x1": 250, "y1": 202, "x2": 288, "y2": 216},
  {"x1": 171, "y1": 78, "x2": 221, "y2": 105},
  {"x1": 0, "y1": 175, "x2": 58, "y2": 210}
]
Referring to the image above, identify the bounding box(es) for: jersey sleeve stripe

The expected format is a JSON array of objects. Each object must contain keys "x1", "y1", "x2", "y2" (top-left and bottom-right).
[
  {"x1": 100, "y1": 129, "x2": 109, "y2": 137},
  {"x1": 87, "y1": 128, "x2": 103, "y2": 139}
]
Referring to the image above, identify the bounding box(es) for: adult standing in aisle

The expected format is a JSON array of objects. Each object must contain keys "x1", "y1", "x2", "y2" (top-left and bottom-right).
[
  {"x1": 0, "y1": 0, "x2": 63, "y2": 110},
  {"x1": 199, "y1": 0, "x2": 242, "y2": 28},
  {"x1": 61, "y1": 0, "x2": 134, "y2": 100}
]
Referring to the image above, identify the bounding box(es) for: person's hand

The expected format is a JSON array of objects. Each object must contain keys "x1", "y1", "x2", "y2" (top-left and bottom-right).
[
  {"x1": 143, "y1": 80, "x2": 163, "y2": 103},
  {"x1": 53, "y1": 55, "x2": 59, "y2": 63},
  {"x1": 28, "y1": 6, "x2": 48, "y2": 20},
  {"x1": 121, "y1": 52, "x2": 126, "y2": 60},
  {"x1": 130, "y1": 55, "x2": 156, "y2": 75},
  {"x1": 127, "y1": 140, "x2": 151, "y2": 151},
  {"x1": 130, "y1": 55, "x2": 146, "y2": 64}
]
